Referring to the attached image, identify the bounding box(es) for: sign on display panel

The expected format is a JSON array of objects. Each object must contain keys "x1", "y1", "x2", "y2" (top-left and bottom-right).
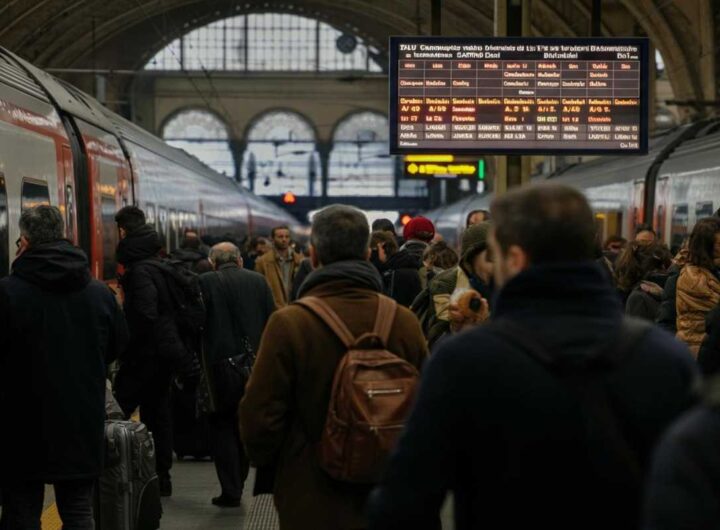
[{"x1": 389, "y1": 36, "x2": 649, "y2": 155}]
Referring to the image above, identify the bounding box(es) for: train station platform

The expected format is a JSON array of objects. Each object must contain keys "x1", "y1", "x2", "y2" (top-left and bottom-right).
[{"x1": 23, "y1": 457, "x2": 453, "y2": 529}]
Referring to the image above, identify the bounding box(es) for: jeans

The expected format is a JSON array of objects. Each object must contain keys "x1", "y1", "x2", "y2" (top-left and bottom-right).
[{"x1": 0, "y1": 479, "x2": 95, "y2": 530}]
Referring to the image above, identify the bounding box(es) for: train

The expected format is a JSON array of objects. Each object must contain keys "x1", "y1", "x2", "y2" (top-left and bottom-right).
[
  {"x1": 0, "y1": 47, "x2": 300, "y2": 281},
  {"x1": 424, "y1": 119, "x2": 720, "y2": 253}
]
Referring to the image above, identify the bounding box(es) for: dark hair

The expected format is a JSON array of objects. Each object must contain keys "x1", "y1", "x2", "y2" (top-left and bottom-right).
[
  {"x1": 424, "y1": 240, "x2": 459, "y2": 269},
  {"x1": 603, "y1": 235, "x2": 627, "y2": 249},
  {"x1": 271, "y1": 226, "x2": 290, "y2": 238},
  {"x1": 688, "y1": 217, "x2": 720, "y2": 270},
  {"x1": 635, "y1": 224, "x2": 656, "y2": 237},
  {"x1": 490, "y1": 184, "x2": 596, "y2": 264},
  {"x1": 372, "y1": 218, "x2": 396, "y2": 235},
  {"x1": 249, "y1": 236, "x2": 268, "y2": 250},
  {"x1": 311, "y1": 205, "x2": 369, "y2": 265},
  {"x1": 465, "y1": 209, "x2": 490, "y2": 227},
  {"x1": 19, "y1": 205, "x2": 64, "y2": 245},
  {"x1": 181, "y1": 231, "x2": 201, "y2": 249},
  {"x1": 370, "y1": 230, "x2": 398, "y2": 257},
  {"x1": 115, "y1": 206, "x2": 146, "y2": 234},
  {"x1": 614, "y1": 240, "x2": 672, "y2": 292}
]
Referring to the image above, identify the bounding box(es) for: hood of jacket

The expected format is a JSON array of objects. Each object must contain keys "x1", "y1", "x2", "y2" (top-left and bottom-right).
[
  {"x1": 12, "y1": 240, "x2": 91, "y2": 293},
  {"x1": 492, "y1": 261, "x2": 624, "y2": 361},
  {"x1": 399, "y1": 240, "x2": 427, "y2": 264},
  {"x1": 297, "y1": 259, "x2": 383, "y2": 298},
  {"x1": 116, "y1": 224, "x2": 162, "y2": 266},
  {"x1": 386, "y1": 246, "x2": 423, "y2": 272},
  {"x1": 172, "y1": 247, "x2": 207, "y2": 263}
]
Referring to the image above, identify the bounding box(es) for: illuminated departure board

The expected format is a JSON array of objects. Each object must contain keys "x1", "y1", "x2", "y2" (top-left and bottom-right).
[{"x1": 389, "y1": 37, "x2": 649, "y2": 155}]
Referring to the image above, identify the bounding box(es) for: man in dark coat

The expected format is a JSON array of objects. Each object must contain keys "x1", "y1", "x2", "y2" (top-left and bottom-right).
[
  {"x1": 369, "y1": 184, "x2": 698, "y2": 530},
  {"x1": 0, "y1": 205, "x2": 127, "y2": 529},
  {"x1": 382, "y1": 216, "x2": 435, "y2": 306},
  {"x1": 239, "y1": 205, "x2": 428, "y2": 530},
  {"x1": 199, "y1": 242, "x2": 275, "y2": 507},
  {"x1": 171, "y1": 230, "x2": 212, "y2": 274},
  {"x1": 113, "y1": 206, "x2": 185, "y2": 497}
]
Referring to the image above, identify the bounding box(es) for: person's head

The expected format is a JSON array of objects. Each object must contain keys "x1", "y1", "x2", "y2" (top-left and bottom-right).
[
  {"x1": 614, "y1": 240, "x2": 672, "y2": 292},
  {"x1": 687, "y1": 217, "x2": 720, "y2": 270},
  {"x1": 423, "y1": 240, "x2": 458, "y2": 270},
  {"x1": 460, "y1": 221, "x2": 493, "y2": 282},
  {"x1": 271, "y1": 226, "x2": 291, "y2": 252},
  {"x1": 603, "y1": 235, "x2": 627, "y2": 255},
  {"x1": 466, "y1": 209, "x2": 490, "y2": 228},
  {"x1": 181, "y1": 231, "x2": 201, "y2": 250},
  {"x1": 635, "y1": 224, "x2": 656, "y2": 246},
  {"x1": 250, "y1": 236, "x2": 270, "y2": 256},
  {"x1": 209, "y1": 242, "x2": 243, "y2": 269},
  {"x1": 310, "y1": 205, "x2": 369, "y2": 267},
  {"x1": 370, "y1": 230, "x2": 398, "y2": 264},
  {"x1": 18, "y1": 205, "x2": 64, "y2": 252},
  {"x1": 114, "y1": 206, "x2": 146, "y2": 240},
  {"x1": 489, "y1": 184, "x2": 596, "y2": 287},
  {"x1": 403, "y1": 216, "x2": 435, "y2": 243},
  {"x1": 372, "y1": 218, "x2": 396, "y2": 236}
]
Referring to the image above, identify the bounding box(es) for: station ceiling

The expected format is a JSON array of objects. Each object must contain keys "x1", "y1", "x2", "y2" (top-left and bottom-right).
[{"x1": 0, "y1": 0, "x2": 713, "y2": 103}]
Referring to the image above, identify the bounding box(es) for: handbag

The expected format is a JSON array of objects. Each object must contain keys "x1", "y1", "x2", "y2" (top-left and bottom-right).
[{"x1": 197, "y1": 269, "x2": 256, "y2": 416}]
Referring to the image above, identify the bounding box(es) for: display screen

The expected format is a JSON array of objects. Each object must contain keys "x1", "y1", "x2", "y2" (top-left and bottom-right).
[{"x1": 389, "y1": 37, "x2": 649, "y2": 155}]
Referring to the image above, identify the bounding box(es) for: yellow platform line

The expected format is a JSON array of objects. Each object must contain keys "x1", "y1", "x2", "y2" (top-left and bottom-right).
[{"x1": 41, "y1": 502, "x2": 62, "y2": 530}]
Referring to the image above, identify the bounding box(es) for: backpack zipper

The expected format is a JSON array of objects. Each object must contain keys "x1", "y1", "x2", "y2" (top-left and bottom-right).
[{"x1": 366, "y1": 388, "x2": 403, "y2": 399}]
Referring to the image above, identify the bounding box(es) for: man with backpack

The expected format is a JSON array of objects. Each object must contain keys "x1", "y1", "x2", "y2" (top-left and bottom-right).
[
  {"x1": 369, "y1": 184, "x2": 699, "y2": 530},
  {"x1": 239, "y1": 204, "x2": 428, "y2": 530},
  {"x1": 113, "y1": 206, "x2": 200, "y2": 497}
]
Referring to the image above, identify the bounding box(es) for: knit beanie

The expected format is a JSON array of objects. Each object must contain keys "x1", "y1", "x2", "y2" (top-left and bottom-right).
[
  {"x1": 403, "y1": 216, "x2": 435, "y2": 242},
  {"x1": 461, "y1": 221, "x2": 492, "y2": 263}
]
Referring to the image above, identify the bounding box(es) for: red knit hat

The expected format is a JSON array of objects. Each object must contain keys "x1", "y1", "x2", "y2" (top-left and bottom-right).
[{"x1": 403, "y1": 216, "x2": 435, "y2": 242}]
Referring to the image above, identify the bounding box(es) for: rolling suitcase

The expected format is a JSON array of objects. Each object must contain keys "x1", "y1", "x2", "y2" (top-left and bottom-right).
[{"x1": 95, "y1": 420, "x2": 162, "y2": 530}]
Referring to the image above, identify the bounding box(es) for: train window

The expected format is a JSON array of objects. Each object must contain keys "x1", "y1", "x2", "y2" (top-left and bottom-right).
[
  {"x1": 158, "y1": 207, "x2": 168, "y2": 249},
  {"x1": 696, "y1": 202, "x2": 714, "y2": 220},
  {"x1": 0, "y1": 174, "x2": 8, "y2": 278},
  {"x1": 168, "y1": 210, "x2": 178, "y2": 251},
  {"x1": 21, "y1": 180, "x2": 50, "y2": 211},
  {"x1": 101, "y1": 196, "x2": 118, "y2": 280},
  {"x1": 655, "y1": 205, "x2": 665, "y2": 241},
  {"x1": 65, "y1": 185, "x2": 76, "y2": 242},
  {"x1": 670, "y1": 204, "x2": 689, "y2": 255},
  {"x1": 145, "y1": 203, "x2": 156, "y2": 226}
]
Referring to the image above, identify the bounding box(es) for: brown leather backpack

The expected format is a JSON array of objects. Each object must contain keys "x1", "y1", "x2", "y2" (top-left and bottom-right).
[{"x1": 296, "y1": 294, "x2": 420, "y2": 484}]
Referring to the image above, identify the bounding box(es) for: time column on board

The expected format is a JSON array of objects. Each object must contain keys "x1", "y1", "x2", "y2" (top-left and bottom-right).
[
  {"x1": 475, "y1": 59, "x2": 503, "y2": 141},
  {"x1": 423, "y1": 60, "x2": 452, "y2": 142},
  {"x1": 397, "y1": 59, "x2": 425, "y2": 147}
]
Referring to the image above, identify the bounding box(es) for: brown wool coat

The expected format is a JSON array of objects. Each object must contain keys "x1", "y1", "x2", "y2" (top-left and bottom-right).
[
  {"x1": 254, "y1": 249, "x2": 304, "y2": 309},
  {"x1": 239, "y1": 280, "x2": 429, "y2": 530},
  {"x1": 676, "y1": 265, "x2": 720, "y2": 356}
]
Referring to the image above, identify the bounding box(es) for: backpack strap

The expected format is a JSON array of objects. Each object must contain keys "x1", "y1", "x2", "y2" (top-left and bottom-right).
[
  {"x1": 295, "y1": 297, "x2": 356, "y2": 349},
  {"x1": 373, "y1": 295, "x2": 398, "y2": 347}
]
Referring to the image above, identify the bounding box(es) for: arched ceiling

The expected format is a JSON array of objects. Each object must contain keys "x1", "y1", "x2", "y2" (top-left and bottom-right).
[{"x1": 0, "y1": 0, "x2": 715, "y2": 107}]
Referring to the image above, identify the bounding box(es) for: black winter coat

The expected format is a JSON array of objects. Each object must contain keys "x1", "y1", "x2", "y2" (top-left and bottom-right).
[
  {"x1": 0, "y1": 241, "x2": 127, "y2": 482},
  {"x1": 644, "y1": 378, "x2": 720, "y2": 530},
  {"x1": 199, "y1": 263, "x2": 275, "y2": 364},
  {"x1": 382, "y1": 246, "x2": 423, "y2": 307},
  {"x1": 656, "y1": 266, "x2": 681, "y2": 333},
  {"x1": 369, "y1": 262, "x2": 698, "y2": 530},
  {"x1": 117, "y1": 226, "x2": 186, "y2": 365},
  {"x1": 698, "y1": 305, "x2": 720, "y2": 375},
  {"x1": 172, "y1": 247, "x2": 212, "y2": 274},
  {"x1": 626, "y1": 273, "x2": 668, "y2": 322},
  {"x1": 290, "y1": 258, "x2": 313, "y2": 302}
]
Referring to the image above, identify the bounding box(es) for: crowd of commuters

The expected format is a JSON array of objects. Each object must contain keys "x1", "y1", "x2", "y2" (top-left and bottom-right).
[{"x1": 3, "y1": 184, "x2": 720, "y2": 529}]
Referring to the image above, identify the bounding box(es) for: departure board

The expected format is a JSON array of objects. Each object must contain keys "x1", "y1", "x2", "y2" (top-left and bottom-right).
[{"x1": 389, "y1": 37, "x2": 649, "y2": 155}]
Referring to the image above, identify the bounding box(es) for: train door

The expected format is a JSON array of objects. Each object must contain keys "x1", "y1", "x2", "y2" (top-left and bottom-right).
[
  {"x1": 0, "y1": 173, "x2": 8, "y2": 278},
  {"x1": 59, "y1": 145, "x2": 78, "y2": 244},
  {"x1": 654, "y1": 177, "x2": 669, "y2": 244},
  {"x1": 631, "y1": 180, "x2": 644, "y2": 234}
]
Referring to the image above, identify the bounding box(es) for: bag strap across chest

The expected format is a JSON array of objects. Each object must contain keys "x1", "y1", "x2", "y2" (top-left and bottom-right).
[{"x1": 295, "y1": 294, "x2": 397, "y2": 348}]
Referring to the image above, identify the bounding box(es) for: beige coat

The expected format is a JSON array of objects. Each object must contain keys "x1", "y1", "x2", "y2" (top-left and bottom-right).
[
  {"x1": 676, "y1": 265, "x2": 720, "y2": 356},
  {"x1": 254, "y1": 248, "x2": 303, "y2": 309},
  {"x1": 239, "y1": 280, "x2": 428, "y2": 530}
]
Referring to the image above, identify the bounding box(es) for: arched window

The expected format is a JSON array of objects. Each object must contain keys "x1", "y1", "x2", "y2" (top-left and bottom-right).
[
  {"x1": 241, "y1": 111, "x2": 318, "y2": 196},
  {"x1": 162, "y1": 109, "x2": 235, "y2": 177},
  {"x1": 145, "y1": 13, "x2": 383, "y2": 73},
  {"x1": 328, "y1": 112, "x2": 394, "y2": 197}
]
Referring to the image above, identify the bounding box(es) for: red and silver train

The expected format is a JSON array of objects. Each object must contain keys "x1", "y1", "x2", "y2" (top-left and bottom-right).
[
  {"x1": 425, "y1": 120, "x2": 720, "y2": 252},
  {"x1": 0, "y1": 48, "x2": 300, "y2": 281}
]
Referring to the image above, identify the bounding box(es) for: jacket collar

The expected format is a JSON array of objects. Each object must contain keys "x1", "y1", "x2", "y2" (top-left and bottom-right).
[{"x1": 297, "y1": 259, "x2": 383, "y2": 298}]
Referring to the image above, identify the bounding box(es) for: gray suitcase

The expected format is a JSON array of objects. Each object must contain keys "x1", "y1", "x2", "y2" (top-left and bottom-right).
[{"x1": 95, "y1": 420, "x2": 162, "y2": 530}]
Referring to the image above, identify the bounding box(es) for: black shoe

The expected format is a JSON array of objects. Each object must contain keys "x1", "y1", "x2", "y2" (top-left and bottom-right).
[
  {"x1": 212, "y1": 495, "x2": 241, "y2": 507},
  {"x1": 159, "y1": 476, "x2": 172, "y2": 497}
]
